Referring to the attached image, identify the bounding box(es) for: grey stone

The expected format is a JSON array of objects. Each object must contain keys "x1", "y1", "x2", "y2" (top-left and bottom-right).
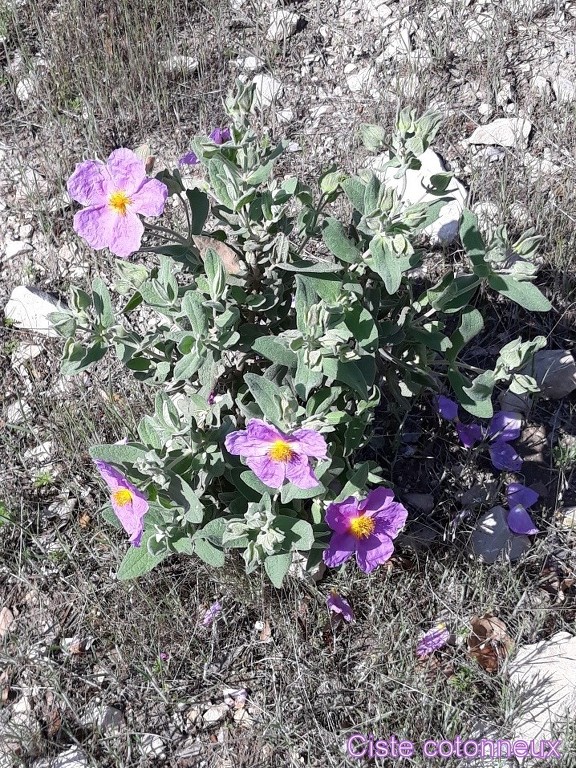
[
  {"x1": 4, "y1": 240, "x2": 33, "y2": 259},
  {"x1": 521, "y1": 350, "x2": 576, "y2": 399},
  {"x1": 140, "y1": 733, "x2": 166, "y2": 760},
  {"x1": 551, "y1": 75, "x2": 576, "y2": 104},
  {"x1": 160, "y1": 55, "x2": 198, "y2": 74},
  {"x1": 469, "y1": 506, "x2": 531, "y2": 564},
  {"x1": 404, "y1": 493, "x2": 434, "y2": 513},
  {"x1": 468, "y1": 118, "x2": 532, "y2": 149}
]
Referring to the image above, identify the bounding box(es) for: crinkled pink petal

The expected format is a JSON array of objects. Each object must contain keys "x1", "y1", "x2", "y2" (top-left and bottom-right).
[
  {"x1": 487, "y1": 411, "x2": 522, "y2": 442},
  {"x1": 373, "y1": 501, "x2": 408, "y2": 539},
  {"x1": 285, "y1": 454, "x2": 319, "y2": 489},
  {"x1": 325, "y1": 497, "x2": 360, "y2": 533},
  {"x1": 457, "y1": 422, "x2": 484, "y2": 448},
  {"x1": 67, "y1": 160, "x2": 112, "y2": 206},
  {"x1": 507, "y1": 505, "x2": 539, "y2": 535},
  {"x1": 94, "y1": 460, "x2": 124, "y2": 491},
  {"x1": 416, "y1": 625, "x2": 450, "y2": 658},
  {"x1": 507, "y1": 483, "x2": 539, "y2": 510},
  {"x1": 323, "y1": 531, "x2": 357, "y2": 568},
  {"x1": 106, "y1": 148, "x2": 146, "y2": 195},
  {"x1": 358, "y1": 486, "x2": 394, "y2": 513},
  {"x1": 356, "y1": 532, "x2": 394, "y2": 573},
  {"x1": 224, "y1": 430, "x2": 274, "y2": 457},
  {"x1": 108, "y1": 209, "x2": 145, "y2": 258},
  {"x1": 489, "y1": 441, "x2": 522, "y2": 472},
  {"x1": 73, "y1": 205, "x2": 114, "y2": 250},
  {"x1": 246, "y1": 419, "x2": 284, "y2": 443},
  {"x1": 288, "y1": 429, "x2": 328, "y2": 458},
  {"x1": 130, "y1": 178, "x2": 168, "y2": 217},
  {"x1": 245, "y1": 455, "x2": 286, "y2": 488},
  {"x1": 180, "y1": 151, "x2": 199, "y2": 166}
]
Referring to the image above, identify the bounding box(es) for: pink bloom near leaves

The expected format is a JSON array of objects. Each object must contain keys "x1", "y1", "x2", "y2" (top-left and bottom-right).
[
  {"x1": 94, "y1": 460, "x2": 149, "y2": 547},
  {"x1": 224, "y1": 418, "x2": 327, "y2": 490},
  {"x1": 67, "y1": 148, "x2": 168, "y2": 259},
  {"x1": 323, "y1": 487, "x2": 408, "y2": 574}
]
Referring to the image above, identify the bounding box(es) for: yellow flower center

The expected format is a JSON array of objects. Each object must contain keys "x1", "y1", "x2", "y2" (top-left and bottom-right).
[
  {"x1": 268, "y1": 439, "x2": 294, "y2": 463},
  {"x1": 108, "y1": 190, "x2": 132, "y2": 216},
  {"x1": 112, "y1": 488, "x2": 133, "y2": 507},
  {"x1": 349, "y1": 514, "x2": 375, "y2": 539}
]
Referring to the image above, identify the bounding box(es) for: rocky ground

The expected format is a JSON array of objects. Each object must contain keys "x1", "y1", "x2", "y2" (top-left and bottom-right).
[{"x1": 2, "y1": 0, "x2": 576, "y2": 766}]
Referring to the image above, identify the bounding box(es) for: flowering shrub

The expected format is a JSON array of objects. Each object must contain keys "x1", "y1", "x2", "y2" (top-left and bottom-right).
[{"x1": 50, "y1": 82, "x2": 551, "y2": 585}]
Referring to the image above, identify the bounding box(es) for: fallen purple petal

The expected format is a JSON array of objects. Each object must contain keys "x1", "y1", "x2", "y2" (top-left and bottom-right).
[
  {"x1": 416, "y1": 623, "x2": 450, "y2": 659},
  {"x1": 201, "y1": 600, "x2": 222, "y2": 627},
  {"x1": 326, "y1": 591, "x2": 354, "y2": 623},
  {"x1": 507, "y1": 505, "x2": 539, "y2": 535}
]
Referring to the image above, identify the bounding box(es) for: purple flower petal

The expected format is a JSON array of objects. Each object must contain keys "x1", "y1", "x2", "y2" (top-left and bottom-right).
[
  {"x1": 325, "y1": 498, "x2": 359, "y2": 534},
  {"x1": 106, "y1": 148, "x2": 146, "y2": 195},
  {"x1": 130, "y1": 178, "x2": 169, "y2": 217},
  {"x1": 456, "y1": 422, "x2": 484, "y2": 448},
  {"x1": 94, "y1": 460, "x2": 124, "y2": 490},
  {"x1": 180, "y1": 151, "x2": 199, "y2": 166},
  {"x1": 73, "y1": 205, "x2": 113, "y2": 250},
  {"x1": 507, "y1": 505, "x2": 539, "y2": 535},
  {"x1": 487, "y1": 411, "x2": 522, "y2": 443},
  {"x1": 357, "y1": 486, "x2": 394, "y2": 513},
  {"x1": 436, "y1": 395, "x2": 458, "y2": 421},
  {"x1": 67, "y1": 160, "x2": 112, "y2": 206},
  {"x1": 224, "y1": 430, "x2": 275, "y2": 457},
  {"x1": 326, "y1": 592, "x2": 354, "y2": 622},
  {"x1": 416, "y1": 624, "x2": 450, "y2": 659},
  {"x1": 245, "y1": 455, "x2": 286, "y2": 488},
  {"x1": 209, "y1": 127, "x2": 231, "y2": 144},
  {"x1": 489, "y1": 440, "x2": 522, "y2": 472},
  {"x1": 355, "y1": 532, "x2": 394, "y2": 573},
  {"x1": 285, "y1": 454, "x2": 320, "y2": 489},
  {"x1": 322, "y1": 531, "x2": 357, "y2": 568},
  {"x1": 288, "y1": 429, "x2": 328, "y2": 458},
  {"x1": 246, "y1": 419, "x2": 285, "y2": 444},
  {"x1": 507, "y1": 483, "x2": 539, "y2": 510},
  {"x1": 201, "y1": 600, "x2": 222, "y2": 627},
  {"x1": 373, "y1": 501, "x2": 409, "y2": 540}
]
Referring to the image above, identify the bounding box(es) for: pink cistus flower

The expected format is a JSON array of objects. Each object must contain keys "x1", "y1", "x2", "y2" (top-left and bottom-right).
[
  {"x1": 326, "y1": 591, "x2": 354, "y2": 623},
  {"x1": 67, "y1": 148, "x2": 168, "y2": 259},
  {"x1": 180, "y1": 127, "x2": 232, "y2": 165},
  {"x1": 416, "y1": 623, "x2": 450, "y2": 659},
  {"x1": 94, "y1": 460, "x2": 149, "y2": 547},
  {"x1": 323, "y1": 487, "x2": 408, "y2": 574},
  {"x1": 224, "y1": 419, "x2": 328, "y2": 490}
]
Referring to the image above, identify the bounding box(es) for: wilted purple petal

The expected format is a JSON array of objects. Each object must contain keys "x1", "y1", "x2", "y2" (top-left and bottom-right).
[
  {"x1": 507, "y1": 505, "x2": 539, "y2": 535},
  {"x1": 487, "y1": 411, "x2": 522, "y2": 443},
  {"x1": 209, "y1": 127, "x2": 231, "y2": 144},
  {"x1": 201, "y1": 600, "x2": 222, "y2": 627},
  {"x1": 326, "y1": 591, "x2": 354, "y2": 623},
  {"x1": 489, "y1": 440, "x2": 522, "y2": 472},
  {"x1": 507, "y1": 483, "x2": 539, "y2": 510},
  {"x1": 180, "y1": 151, "x2": 199, "y2": 166},
  {"x1": 416, "y1": 624, "x2": 450, "y2": 659},
  {"x1": 457, "y1": 422, "x2": 484, "y2": 448},
  {"x1": 436, "y1": 395, "x2": 458, "y2": 421}
]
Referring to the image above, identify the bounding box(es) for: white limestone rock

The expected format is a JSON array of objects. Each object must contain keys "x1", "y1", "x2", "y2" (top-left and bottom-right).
[
  {"x1": 266, "y1": 10, "x2": 299, "y2": 41},
  {"x1": 368, "y1": 148, "x2": 467, "y2": 244},
  {"x1": 252, "y1": 73, "x2": 283, "y2": 108},
  {"x1": 4, "y1": 286, "x2": 65, "y2": 337},
  {"x1": 468, "y1": 118, "x2": 532, "y2": 149}
]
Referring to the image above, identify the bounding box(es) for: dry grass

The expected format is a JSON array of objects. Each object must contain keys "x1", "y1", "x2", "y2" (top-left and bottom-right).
[{"x1": 2, "y1": 0, "x2": 576, "y2": 765}]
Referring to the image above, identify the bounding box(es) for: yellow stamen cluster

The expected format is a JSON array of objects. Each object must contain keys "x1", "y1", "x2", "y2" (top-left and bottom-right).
[
  {"x1": 268, "y1": 439, "x2": 294, "y2": 463},
  {"x1": 112, "y1": 488, "x2": 133, "y2": 507},
  {"x1": 108, "y1": 190, "x2": 132, "y2": 216},
  {"x1": 349, "y1": 514, "x2": 375, "y2": 540}
]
